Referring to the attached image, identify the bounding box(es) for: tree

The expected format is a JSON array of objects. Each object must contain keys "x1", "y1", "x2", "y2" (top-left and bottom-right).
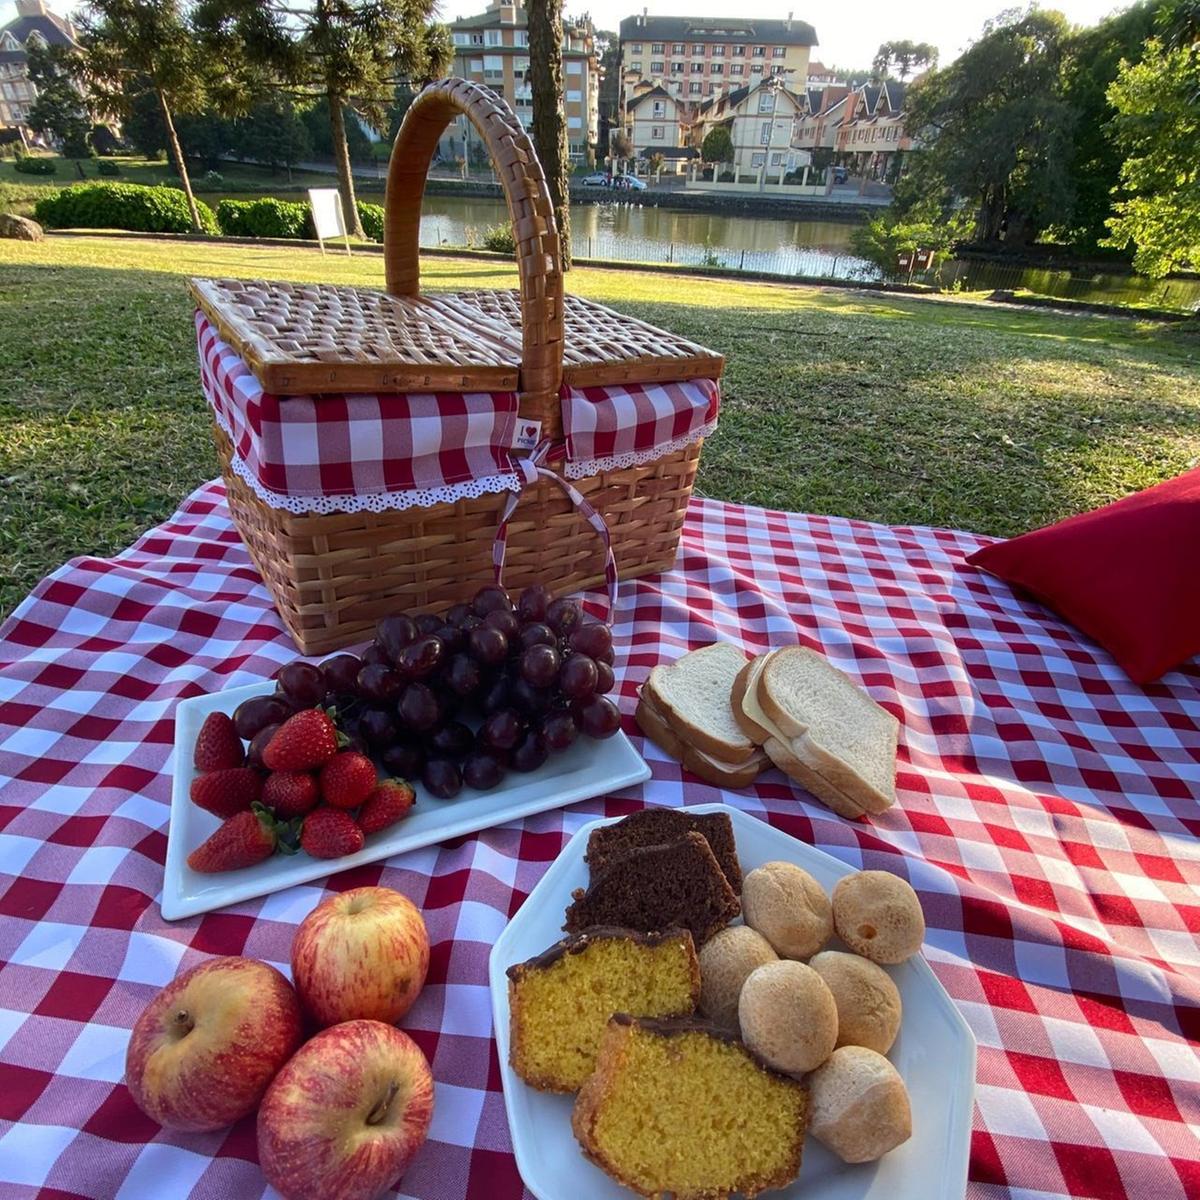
[
  {"x1": 198, "y1": 1, "x2": 451, "y2": 240},
  {"x1": 595, "y1": 27, "x2": 619, "y2": 153},
  {"x1": 851, "y1": 198, "x2": 971, "y2": 278},
  {"x1": 528, "y1": 0, "x2": 571, "y2": 269},
  {"x1": 610, "y1": 129, "x2": 633, "y2": 161},
  {"x1": 236, "y1": 96, "x2": 313, "y2": 179},
  {"x1": 701, "y1": 125, "x2": 733, "y2": 165},
  {"x1": 903, "y1": 10, "x2": 1076, "y2": 245},
  {"x1": 1104, "y1": 32, "x2": 1200, "y2": 275},
  {"x1": 872, "y1": 40, "x2": 938, "y2": 81},
  {"x1": 78, "y1": 0, "x2": 209, "y2": 231},
  {"x1": 27, "y1": 43, "x2": 92, "y2": 157},
  {"x1": 1057, "y1": 1, "x2": 1160, "y2": 251}
]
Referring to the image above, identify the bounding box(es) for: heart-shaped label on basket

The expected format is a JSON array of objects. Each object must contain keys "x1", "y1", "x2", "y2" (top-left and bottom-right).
[{"x1": 514, "y1": 420, "x2": 542, "y2": 451}]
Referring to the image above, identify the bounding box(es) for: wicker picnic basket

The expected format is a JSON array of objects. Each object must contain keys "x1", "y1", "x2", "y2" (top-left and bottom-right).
[{"x1": 190, "y1": 78, "x2": 723, "y2": 655}]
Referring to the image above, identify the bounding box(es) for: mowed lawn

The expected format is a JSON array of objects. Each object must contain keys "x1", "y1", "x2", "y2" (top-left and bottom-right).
[{"x1": 1, "y1": 234, "x2": 1198, "y2": 618}]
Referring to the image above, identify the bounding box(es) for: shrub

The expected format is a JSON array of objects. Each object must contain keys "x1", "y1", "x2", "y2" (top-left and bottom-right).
[
  {"x1": 0, "y1": 181, "x2": 44, "y2": 215},
  {"x1": 34, "y1": 182, "x2": 219, "y2": 234},
  {"x1": 216, "y1": 197, "x2": 312, "y2": 239},
  {"x1": 201, "y1": 170, "x2": 224, "y2": 189},
  {"x1": 357, "y1": 200, "x2": 384, "y2": 242},
  {"x1": 15, "y1": 156, "x2": 57, "y2": 176},
  {"x1": 483, "y1": 222, "x2": 516, "y2": 254},
  {"x1": 97, "y1": 160, "x2": 121, "y2": 177}
]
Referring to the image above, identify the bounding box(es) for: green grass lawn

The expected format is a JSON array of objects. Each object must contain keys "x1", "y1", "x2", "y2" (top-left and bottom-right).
[
  {"x1": 0, "y1": 154, "x2": 356, "y2": 194},
  {"x1": 1, "y1": 234, "x2": 1198, "y2": 618}
]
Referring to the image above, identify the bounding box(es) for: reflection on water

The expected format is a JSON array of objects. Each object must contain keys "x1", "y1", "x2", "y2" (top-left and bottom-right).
[{"x1": 213, "y1": 190, "x2": 1200, "y2": 309}]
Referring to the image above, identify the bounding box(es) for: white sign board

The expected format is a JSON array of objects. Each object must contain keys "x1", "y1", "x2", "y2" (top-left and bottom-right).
[{"x1": 308, "y1": 188, "x2": 351, "y2": 255}]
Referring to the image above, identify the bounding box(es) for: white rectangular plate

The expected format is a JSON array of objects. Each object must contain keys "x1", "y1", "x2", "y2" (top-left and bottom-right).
[
  {"x1": 489, "y1": 803, "x2": 976, "y2": 1200},
  {"x1": 162, "y1": 681, "x2": 650, "y2": 921}
]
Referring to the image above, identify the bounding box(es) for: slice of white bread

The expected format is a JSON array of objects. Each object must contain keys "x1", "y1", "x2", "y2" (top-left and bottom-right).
[
  {"x1": 636, "y1": 691, "x2": 767, "y2": 789},
  {"x1": 734, "y1": 648, "x2": 898, "y2": 819},
  {"x1": 643, "y1": 642, "x2": 759, "y2": 766}
]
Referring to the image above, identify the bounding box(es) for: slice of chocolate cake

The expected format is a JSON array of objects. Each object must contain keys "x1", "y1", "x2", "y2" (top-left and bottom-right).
[
  {"x1": 565, "y1": 832, "x2": 741, "y2": 945},
  {"x1": 585, "y1": 807, "x2": 743, "y2": 892}
]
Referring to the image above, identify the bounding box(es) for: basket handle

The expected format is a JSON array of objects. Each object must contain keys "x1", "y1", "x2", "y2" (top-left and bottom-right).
[{"x1": 384, "y1": 78, "x2": 565, "y2": 428}]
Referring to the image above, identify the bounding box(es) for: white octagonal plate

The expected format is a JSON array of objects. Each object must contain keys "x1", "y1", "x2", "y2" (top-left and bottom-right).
[
  {"x1": 489, "y1": 803, "x2": 976, "y2": 1200},
  {"x1": 162, "y1": 681, "x2": 651, "y2": 921}
]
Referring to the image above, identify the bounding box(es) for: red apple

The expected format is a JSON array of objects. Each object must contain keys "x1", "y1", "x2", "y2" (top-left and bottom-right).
[
  {"x1": 124, "y1": 956, "x2": 303, "y2": 1132},
  {"x1": 292, "y1": 886, "x2": 430, "y2": 1027},
  {"x1": 258, "y1": 1019, "x2": 434, "y2": 1200}
]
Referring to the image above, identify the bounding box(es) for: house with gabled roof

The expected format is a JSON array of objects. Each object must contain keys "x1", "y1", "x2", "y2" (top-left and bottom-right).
[
  {"x1": 834, "y1": 79, "x2": 911, "y2": 180},
  {"x1": 626, "y1": 83, "x2": 686, "y2": 159},
  {"x1": 0, "y1": 0, "x2": 79, "y2": 136},
  {"x1": 691, "y1": 76, "x2": 808, "y2": 180}
]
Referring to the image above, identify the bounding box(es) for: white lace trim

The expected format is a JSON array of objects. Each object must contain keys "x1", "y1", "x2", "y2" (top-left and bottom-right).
[
  {"x1": 564, "y1": 420, "x2": 718, "y2": 479},
  {"x1": 211, "y1": 404, "x2": 521, "y2": 514}
]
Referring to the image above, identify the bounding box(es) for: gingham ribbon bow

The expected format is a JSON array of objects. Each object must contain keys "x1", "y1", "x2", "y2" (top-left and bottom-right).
[{"x1": 492, "y1": 438, "x2": 619, "y2": 616}]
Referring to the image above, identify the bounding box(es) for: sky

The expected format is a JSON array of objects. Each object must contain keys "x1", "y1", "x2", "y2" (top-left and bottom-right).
[{"x1": 2, "y1": 0, "x2": 1136, "y2": 70}]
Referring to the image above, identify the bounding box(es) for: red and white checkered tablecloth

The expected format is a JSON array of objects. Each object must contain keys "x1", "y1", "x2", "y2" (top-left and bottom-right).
[{"x1": 1, "y1": 483, "x2": 1198, "y2": 1200}]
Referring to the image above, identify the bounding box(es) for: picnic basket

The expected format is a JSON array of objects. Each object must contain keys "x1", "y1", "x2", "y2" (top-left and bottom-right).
[{"x1": 190, "y1": 78, "x2": 723, "y2": 655}]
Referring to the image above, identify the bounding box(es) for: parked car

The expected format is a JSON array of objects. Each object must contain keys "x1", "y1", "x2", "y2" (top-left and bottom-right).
[
  {"x1": 832, "y1": 166, "x2": 849, "y2": 184},
  {"x1": 579, "y1": 173, "x2": 648, "y2": 191}
]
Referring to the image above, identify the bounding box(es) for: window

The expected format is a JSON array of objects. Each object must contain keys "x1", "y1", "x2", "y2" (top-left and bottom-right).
[
  {"x1": 485, "y1": 29, "x2": 501, "y2": 45},
  {"x1": 567, "y1": 115, "x2": 582, "y2": 129},
  {"x1": 652, "y1": 100, "x2": 665, "y2": 116},
  {"x1": 650, "y1": 60, "x2": 664, "y2": 73},
  {"x1": 710, "y1": 63, "x2": 723, "y2": 75},
  {"x1": 711, "y1": 44, "x2": 725, "y2": 56},
  {"x1": 483, "y1": 54, "x2": 503, "y2": 79},
  {"x1": 630, "y1": 42, "x2": 642, "y2": 53},
  {"x1": 567, "y1": 89, "x2": 583, "y2": 101},
  {"x1": 651, "y1": 42, "x2": 664, "y2": 53},
  {"x1": 470, "y1": 32, "x2": 484, "y2": 44},
  {"x1": 692, "y1": 44, "x2": 704, "y2": 55},
  {"x1": 770, "y1": 151, "x2": 783, "y2": 165},
  {"x1": 751, "y1": 64, "x2": 763, "y2": 74},
  {"x1": 758, "y1": 91, "x2": 774, "y2": 113},
  {"x1": 689, "y1": 81, "x2": 702, "y2": 94},
  {"x1": 672, "y1": 42, "x2": 685, "y2": 53},
  {"x1": 771, "y1": 64, "x2": 786, "y2": 75},
  {"x1": 760, "y1": 122, "x2": 773, "y2": 144},
  {"x1": 516, "y1": 31, "x2": 529, "y2": 47},
  {"x1": 630, "y1": 61, "x2": 642, "y2": 72},
  {"x1": 730, "y1": 64, "x2": 743, "y2": 75},
  {"x1": 452, "y1": 32, "x2": 468, "y2": 45},
  {"x1": 752, "y1": 45, "x2": 766, "y2": 57},
  {"x1": 733, "y1": 44, "x2": 746, "y2": 56},
  {"x1": 469, "y1": 57, "x2": 483, "y2": 71},
  {"x1": 691, "y1": 61, "x2": 704, "y2": 74},
  {"x1": 670, "y1": 61, "x2": 684, "y2": 74},
  {"x1": 751, "y1": 152, "x2": 766, "y2": 167},
  {"x1": 651, "y1": 125, "x2": 664, "y2": 139},
  {"x1": 566, "y1": 59, "x2": 581, "y2": 73},
  {"x1": 772, "y1": 46, "x2": 786, "y2": 57}
]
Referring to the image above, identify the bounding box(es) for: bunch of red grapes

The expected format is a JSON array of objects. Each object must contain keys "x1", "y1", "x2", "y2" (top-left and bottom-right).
[{"x1": 232, "y1": 585, "x2": 620, "y2": 801}]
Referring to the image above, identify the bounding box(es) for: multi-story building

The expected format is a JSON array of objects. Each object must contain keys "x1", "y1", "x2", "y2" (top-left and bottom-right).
[
  {"x1": 618, "y1": 10, "x2": 817, "y2": 128},
  {"x1": 448, "y1": 0, "x2": 600, "y2": 162},
  {"x1": 792, "y1": 85, "x2": 853, "y2": 157},
  {"x1": 692, "y1": 77, "x2": 808, "y2": 177},
  {"x1": 0, "y1": 0, "x2": 79, "y2": 136},
  {"x1": 833, "y1": 81, "x2": 911, "y2": 179}
]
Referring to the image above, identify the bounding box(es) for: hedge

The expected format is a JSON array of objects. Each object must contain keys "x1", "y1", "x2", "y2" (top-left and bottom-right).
[
  {"x1": 14, "y1": 156, "x2": 57, "y2": 176},
  {"x1": 34, "y1": 182, "x2": 219, "y2": 234},
  {"x1": 217, "y1": 196, "x2": 387, "y2": 243},
  {"x1": 216, "y1": 197, "x2": 312, "y2": 239}
]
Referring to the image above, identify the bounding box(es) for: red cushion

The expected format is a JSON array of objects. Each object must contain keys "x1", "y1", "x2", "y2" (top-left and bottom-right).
[{"x1": 966, "y1": 468, "x2": 1200, "y2": 683}]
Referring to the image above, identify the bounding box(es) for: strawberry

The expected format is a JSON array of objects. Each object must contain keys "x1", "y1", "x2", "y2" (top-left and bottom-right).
[
  {"x1": 187, "y1": 804, "x2": 277, "y2": 873},
  {"x1": 263, "y1": 708, "x2": 340, "y2": 772},
  {"x1": 300, "y1": 807, "x2": 365, "y2": 859},
  {"x1": 193, "y1": 711, "x2": 245, "y2": 772},
  {"x1": 358, "y1": 780, "x2": 416, "y2": 835},
  {"x1": 189, "y1": 766, "x2": 262, "y2": 818},
  {"x1": 262, "y1": 771, "x2": 320, "y2": 819},
  {"x1": 319, "y1": 751, "x2": 378, "y2": 811}
]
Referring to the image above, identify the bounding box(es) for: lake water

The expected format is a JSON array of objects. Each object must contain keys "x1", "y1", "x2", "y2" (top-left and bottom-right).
[{"x1": 215, "y1": 191, "x2": 1200, "y2": 311}]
